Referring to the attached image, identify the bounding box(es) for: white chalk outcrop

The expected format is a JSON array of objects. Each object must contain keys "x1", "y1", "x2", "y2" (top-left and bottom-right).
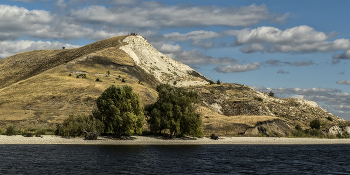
[{"x1": 120, "y1": 35, "x2": 210, "y2": 87}]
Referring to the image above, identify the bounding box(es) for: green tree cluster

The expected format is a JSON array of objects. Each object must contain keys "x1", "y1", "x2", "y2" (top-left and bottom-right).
[
  {"x1": 92, "y1": 85, "x2": 144, "y2": 137},
  {"x1": 144, "y1": 84, "x2": 203, "y2": 138}
]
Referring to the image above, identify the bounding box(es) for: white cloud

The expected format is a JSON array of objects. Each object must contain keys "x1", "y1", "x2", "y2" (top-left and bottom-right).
[
  {"x1": 233, "y1": 25, "x2": 350, "y2": 54},
  {"x1": 234, "y1": 25, "x2": 328, "y2": 45},
  {"x1": 239, "y1": 43, "x2": 264, "y2": 53},
  {"x1": 0, "y1": 40, "x2": 79, "y2": 59},
  {"x1": 164, "y1": 49, "x2": 237, "y2": 66},
  {"x1": 11, "y1": 0, "x2": 48, "y2": 2},
  {"x1": 214, "y1": 62, "x2": 261, "y2": 73},
  {"x1": 333, "y1": 50, "x2": 350, "y2": 59},
  {"x1": 277, "y1": 69, "x2": 290, "y2": 74},
  {"x1": 55, "y1": 0, "x2": 67, "y2": 9},
  {"x1": 159, "y1": 44, "x2": 182, "y2": 53},
  {"x1": 164, "y1": 30, "x2": 220, "y2": 41},
  {"x1": 265, "y1": 59, "x2": 315, "y2": 66},
  {"x1": 69, "y1": 4, "x2": 288, "y2": 28},
  {"x1": 336, "y1": 80, "x2": 350, "y2": 85}
]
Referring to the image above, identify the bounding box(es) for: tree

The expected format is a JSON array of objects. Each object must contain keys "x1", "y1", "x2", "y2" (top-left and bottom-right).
[
  {"x1": 92, "y1": 85, "x2": 144, "y2": 137},
  {"x1": 144, "y1": 84, "x2": 203, "y2": 138},
  {"x1": 310, "y1": 119, "x2": 320, "y2": 130},
  {"x1": 217, "y1": 79, "x2": 221, "y2": 85},
  {"x1": 107, "y1": 70, "x2": 110, "y2": 76},
  {"x1": 268, "y1": 91, "x2": 274, "y2": 97}
]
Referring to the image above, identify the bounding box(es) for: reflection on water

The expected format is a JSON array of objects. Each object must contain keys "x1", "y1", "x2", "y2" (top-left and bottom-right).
[{"x1": 0, "y1": 144, "x2": 349, "y2": 174}]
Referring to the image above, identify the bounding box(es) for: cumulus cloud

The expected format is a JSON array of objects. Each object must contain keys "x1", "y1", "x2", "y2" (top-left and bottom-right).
[
  {"x1": 0, "y1": 40, "x2": 79, "y2": 59},
  {"x1": 240, "y1": 43, "x2": 264, "y2": 53},
  {"x1": 159, "y1": 44, "x2": 182, "y2": 53},
  {"x1": 11, "y1": 0, "x2": 48, "y2": 2},
  {"x1": 55, "y1": 0, "x2": 67, "y2": 9},
  {"x1": 214, "y1": 62, "x2": 260, "y2": 73},
  {"x1": 165, "y1": 49, "x2": 237, "y2": 66},
  {"x1": 265, "y1": 59, "x2": 315, "y2": 66},
  {"x1": 333, "y1": 50, "x2": 350, "y2": 59},
  {"x1": 277, "y1": 69, "x2": 290, "y2": 74},
  {"x1": 234, "y1": 25, "x2": 328, "y2": 45},
  {"x1": 336, "y1": 80, "x2": 350, "y2": 85},
  {"x1": 69, "y1": 4, "x2": 288, "y2": 28},
  {"x1": 232, "y1": 25, "x2": 350, "y2": 54},
  {"x1": 164, "y1": 30, "x2": 220, "y2": 42}
]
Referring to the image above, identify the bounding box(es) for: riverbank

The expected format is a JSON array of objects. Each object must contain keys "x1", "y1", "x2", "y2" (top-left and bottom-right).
[{"x1": 1, "y1": 135, "x2": 350, "y2": 145}]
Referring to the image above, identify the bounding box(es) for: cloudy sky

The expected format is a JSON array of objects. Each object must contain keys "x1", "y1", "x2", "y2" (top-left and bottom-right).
[{"x1": 1, "y1": 0, "x2": 350, "y2": 120}]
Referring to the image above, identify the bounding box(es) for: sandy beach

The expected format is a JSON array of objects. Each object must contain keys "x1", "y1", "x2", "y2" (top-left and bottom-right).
[{"x1": 1, "y1": 135, "x2": 350, "y2": 145}]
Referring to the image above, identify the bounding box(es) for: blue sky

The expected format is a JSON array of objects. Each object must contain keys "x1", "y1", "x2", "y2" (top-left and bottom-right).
[{"x1": 1, "y1": 0, "x2": 350, "y2": 120}]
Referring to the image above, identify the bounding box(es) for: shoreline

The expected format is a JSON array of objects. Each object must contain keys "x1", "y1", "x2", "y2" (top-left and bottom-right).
[{"x1": 1, "y1": 135, "x2": 350, "y2": 145}]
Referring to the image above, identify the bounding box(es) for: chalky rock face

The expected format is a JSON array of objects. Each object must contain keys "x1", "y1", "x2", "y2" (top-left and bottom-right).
[{"x1": 120, "y1": 35, "x2": 210, "y2": 87}]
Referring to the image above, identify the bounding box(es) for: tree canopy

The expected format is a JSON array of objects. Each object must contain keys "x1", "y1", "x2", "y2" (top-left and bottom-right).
[
  {"x1": 144, "y1": 84, "x2": 203, "y2": 138},
  {"x1": 93, "y1": 85, "x2": 144, "y2": 137}
]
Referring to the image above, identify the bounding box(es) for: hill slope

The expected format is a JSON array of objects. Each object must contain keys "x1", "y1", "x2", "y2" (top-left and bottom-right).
[{"x1": 0, "y1": 35, "x2": 347, "y2": 136}]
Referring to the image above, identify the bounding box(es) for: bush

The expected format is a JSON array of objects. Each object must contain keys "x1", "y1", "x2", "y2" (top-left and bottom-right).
[
  {"x1": 268, "y1": 91, "x2": 274, "y2": 97},
  {"x1": 308, "y1": 129, "x2": 320, "y2": 137},
  {"x1": 209, "y1": 80, "x2": 215, "y2": 85},
  {"x1": 121, "y1": 78, "x2": 125, "y2": 83},
  {"x1": 254, "y1": 97, "x2": 263, "y2": 102},
  {"x1": 55, "y1": 115, "x2": 104, "y2": 137},
  {"x1": 95, "y1": 78, "x2": 100, "y2": 82},
  {"x1": 5, "y1": 125, "x2": 17, "y2": 136},
  {"x1": 326, "y1": 116, "x2": 333, "y2": 121},
  {"x1": 69, "y1": 74, "x2": 72, "y2": 76},
  {"x1": 295, "y1": 123, "x2": 303, "y2": 131},
  {"x1": 217, "y1": 79, "x2": 221, "y2": 85},
  {"x1": 173, "y1": 81, "x2": 177, "y2": 85},
  {"x1": 36, "y1": 128, "x2": 46, "y2": 135},
  {"x1": 310, "y1": 119, "x2": 321, "y2": 129},
  {"x1": 292, "y1": 130, "x2": 304, "y2": 137}
]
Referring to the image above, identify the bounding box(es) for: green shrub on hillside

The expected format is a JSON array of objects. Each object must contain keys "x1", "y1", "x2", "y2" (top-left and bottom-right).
[
  {"x1": 295, "y1": 123, "x2": 303, "y2": 131},
  {"x1": 310, "y1": 119, "x2": 321, "y2": 129},
  {"x1": 55, "y1": 115, "x2": 104, "y2": 137},
  {"x1": 326, "y1": 116, "x2": 333, "y2": 121},
  {"x1": 5, "y1": 125, "x2": 17, "y2": 136}
]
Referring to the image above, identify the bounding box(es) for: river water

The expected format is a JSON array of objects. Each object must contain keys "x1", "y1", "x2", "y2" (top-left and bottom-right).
[{"x1": 0, "y1": 144, "x2": 349, "y2": 174}]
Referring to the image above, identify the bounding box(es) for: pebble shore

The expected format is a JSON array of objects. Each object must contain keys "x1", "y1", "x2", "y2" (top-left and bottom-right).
[{"x1": 1, "y1": 135, "x2": 350, "y2": 145}]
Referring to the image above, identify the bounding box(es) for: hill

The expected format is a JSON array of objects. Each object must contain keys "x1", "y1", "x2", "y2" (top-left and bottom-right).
[{"x1": 0, "y1": 35, "x2": 347, "y2": 136}]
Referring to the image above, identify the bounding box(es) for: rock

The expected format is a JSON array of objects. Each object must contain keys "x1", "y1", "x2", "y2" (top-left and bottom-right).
[
  {"x1": 210, "y1": 134, "x2": 219, "y2": 140},
  {"x1": 84, "y1": 131, "x2": 99, "y2": 140},
  {"x1": 328, "y1": 125, "x2": 342, "y2": 136},
  {"x1": 24, "y1": 133, "x2": 34, "y2": 137},
  {"x1": 244, "y1": 119, "x2": 291, "y2": 137},
  {"x1": 344, "y1": 126, "x2": 350, "y2": 135},
  {"x1": 244, "y1": 127, "x2": 259, "y2": 136}
]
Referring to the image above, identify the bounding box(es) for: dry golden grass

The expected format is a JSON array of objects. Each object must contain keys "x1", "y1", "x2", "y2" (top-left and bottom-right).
[
  {"x1": 0, "y1": 35, "x2": 159, "y2": 124},
  {"x1": 195, "y1": 105, "x2": 279, "y2": 136}
]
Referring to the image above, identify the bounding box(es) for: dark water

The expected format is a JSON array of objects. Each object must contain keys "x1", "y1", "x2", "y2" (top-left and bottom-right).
[{"x1": 0, "y1": 144, "x2": 349, "y2": 174}]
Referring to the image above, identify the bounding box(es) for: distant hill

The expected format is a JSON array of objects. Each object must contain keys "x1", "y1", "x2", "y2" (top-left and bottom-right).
[{"x1": 0, "y1": 35, "x2": 347, "y2": 136}]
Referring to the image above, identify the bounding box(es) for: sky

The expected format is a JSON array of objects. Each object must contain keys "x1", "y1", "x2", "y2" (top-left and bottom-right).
[{"x1": 1, "y1": 0, "x2": 350, "y2": 120}]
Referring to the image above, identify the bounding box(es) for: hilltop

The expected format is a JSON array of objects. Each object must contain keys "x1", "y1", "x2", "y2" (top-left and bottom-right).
[{"x1": 0, "y1": 35, "x2": 347, "y2": 136}]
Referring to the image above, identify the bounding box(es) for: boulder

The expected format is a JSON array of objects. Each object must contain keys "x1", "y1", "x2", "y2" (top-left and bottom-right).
[
  {"x1": 328, "y1": 125, "x2": 342, "y2": 136},
  {"x1": 84, "y1": 131, "x2": 99, "y2": 140},
  {"x1": 344, "y1": 126, "x2": 350, "y2": 135},
  {"x1": 210, "y1": 134, "x2": 219, "y2": 140}
]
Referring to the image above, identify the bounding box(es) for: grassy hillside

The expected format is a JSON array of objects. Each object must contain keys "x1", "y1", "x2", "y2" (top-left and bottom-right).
[{"x1": 0, "y1": 35, "x2": 158, "y2": 126}]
